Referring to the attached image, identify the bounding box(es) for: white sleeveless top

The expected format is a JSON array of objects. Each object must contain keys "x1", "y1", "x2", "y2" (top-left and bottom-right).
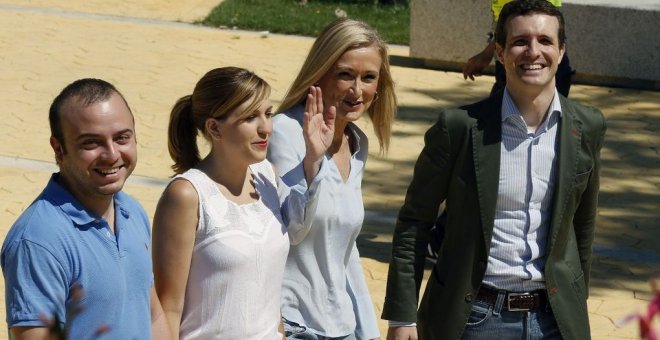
[{"x1": 175, "y1": 160, "x2": 289, "y2": 340}]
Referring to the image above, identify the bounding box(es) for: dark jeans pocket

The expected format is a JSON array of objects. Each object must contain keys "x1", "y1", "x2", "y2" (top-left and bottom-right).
[{"x1": 465, "y1": 300, "x2": 493, "y2": 327}]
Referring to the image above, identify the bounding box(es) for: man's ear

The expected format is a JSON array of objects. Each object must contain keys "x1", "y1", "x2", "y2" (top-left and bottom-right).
[
  {"x1": 205, "y1": 118, "x2": 222, "y2": 139},
  {"x1": 495, "y1": 42, "x2": 504, "y2": 63},
  {"x1": 558, "y1": 43, "x2": 566, "y2": 64},
  {"x1": 50, "y1": 136, "x2": 64, "y2": 164}
]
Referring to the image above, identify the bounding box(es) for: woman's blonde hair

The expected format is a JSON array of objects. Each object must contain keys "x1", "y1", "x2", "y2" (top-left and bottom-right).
[
  {"x1": 278, "y1": 18, "x2": 396, "y2": 153},
  {"x1": 168, "y1": 67, "x2": 271, "y2": 174}
]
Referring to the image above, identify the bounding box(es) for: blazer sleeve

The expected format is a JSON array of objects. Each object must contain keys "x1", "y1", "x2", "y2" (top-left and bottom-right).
[{"x1": 382, "y1": 112, "x2": 455, "y2": 322}]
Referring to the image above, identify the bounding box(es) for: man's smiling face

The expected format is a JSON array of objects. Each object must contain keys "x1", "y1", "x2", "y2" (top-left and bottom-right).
[{"x1": 496, "y1": 13, "x2": 565, "y2": 94}]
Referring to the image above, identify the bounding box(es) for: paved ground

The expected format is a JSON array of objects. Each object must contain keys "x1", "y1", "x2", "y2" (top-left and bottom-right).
[{"x1": 0, "y1": 1, "x2": 658, "y2": 338}]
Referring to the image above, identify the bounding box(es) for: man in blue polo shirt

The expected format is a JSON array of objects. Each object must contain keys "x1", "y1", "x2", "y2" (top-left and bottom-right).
[{"x1": 1, "y1": 79, "x2": 169, "y2": 339}]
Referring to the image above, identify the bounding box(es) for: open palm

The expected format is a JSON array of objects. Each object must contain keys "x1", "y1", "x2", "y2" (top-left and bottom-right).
[{"x1": 303, "y1": 86, "x2": 335, "y2": 162}]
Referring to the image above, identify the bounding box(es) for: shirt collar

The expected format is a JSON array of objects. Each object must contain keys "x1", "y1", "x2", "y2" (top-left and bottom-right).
[
  {"x1": 346, "y1": 123, "x2": 362, "y2": 155},
  {"x1": 43, "y1": 173, "x2": 129, "y2": 227},
  {"x1": 501, "y1": 88, "x2": 563, "y2": 131}
]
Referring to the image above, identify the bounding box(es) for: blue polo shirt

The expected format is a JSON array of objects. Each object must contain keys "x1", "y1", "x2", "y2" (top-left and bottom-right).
[{"x1": 2, "y1": 173, "x2": 153, "y2": 339}]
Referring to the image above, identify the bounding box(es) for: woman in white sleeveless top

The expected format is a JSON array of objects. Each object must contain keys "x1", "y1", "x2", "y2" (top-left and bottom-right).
[{"x1": 152, "y1": 67, "x2": 335, "y2": 339}]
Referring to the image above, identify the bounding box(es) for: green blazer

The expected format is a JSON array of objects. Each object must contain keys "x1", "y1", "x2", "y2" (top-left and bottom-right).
[{"x1": 382, "y1": 93, "x2": 606, "y2": 340}]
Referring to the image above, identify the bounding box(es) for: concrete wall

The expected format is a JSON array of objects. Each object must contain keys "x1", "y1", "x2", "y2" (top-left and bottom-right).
[{"x1": 409, "y1": 0, "x2": 660, "y2": 90}]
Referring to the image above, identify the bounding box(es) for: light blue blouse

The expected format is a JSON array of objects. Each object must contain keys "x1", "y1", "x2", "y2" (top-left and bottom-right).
[{"x1": 267, "y1": 105, "x2": 380, "y2": 339}]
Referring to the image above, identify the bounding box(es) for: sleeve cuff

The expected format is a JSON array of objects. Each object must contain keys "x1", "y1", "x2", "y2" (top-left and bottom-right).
[
  {"x1": 302, "y1": 155, "x2": 329, "y2": 197},
  {"x1": 388, "y1": 321, "x2": 417, "y2": 327}
]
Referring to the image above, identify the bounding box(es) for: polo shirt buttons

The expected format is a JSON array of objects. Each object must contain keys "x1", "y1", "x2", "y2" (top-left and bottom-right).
[
  {"x1": 105, "y1": 230, "x2": 112, "y2": 238},
  {"x1": 464, "y1": 293, "x2": 473, "y2": 303}
]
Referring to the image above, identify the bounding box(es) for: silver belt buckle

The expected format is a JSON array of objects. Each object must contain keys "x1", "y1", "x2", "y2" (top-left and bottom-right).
[{"x1": 507, "y1": 292, "x2": 532, "y2": 311}]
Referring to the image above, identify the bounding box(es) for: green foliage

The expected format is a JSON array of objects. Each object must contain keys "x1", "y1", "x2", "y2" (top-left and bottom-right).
[{"x1": 201, "y1": 0, "x2": 410, "y2": 45}]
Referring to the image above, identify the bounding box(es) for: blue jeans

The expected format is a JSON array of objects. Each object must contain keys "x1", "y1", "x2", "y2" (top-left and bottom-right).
[
  {"x1": 282, "y1": 318, "x2": 356, "y2": 340},
  {"x1": 461, "y1": 290, "x2": 562, "y2": 340}
]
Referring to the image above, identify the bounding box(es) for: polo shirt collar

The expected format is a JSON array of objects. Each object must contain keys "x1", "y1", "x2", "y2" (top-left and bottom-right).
[{"x1": 43, "y1": 173, "x2": 130, "y2": 226}]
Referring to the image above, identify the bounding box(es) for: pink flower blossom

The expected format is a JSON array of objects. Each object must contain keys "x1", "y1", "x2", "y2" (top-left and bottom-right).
[{"x1": 618, "y1": 280, "x2": 660, "y2": 340}]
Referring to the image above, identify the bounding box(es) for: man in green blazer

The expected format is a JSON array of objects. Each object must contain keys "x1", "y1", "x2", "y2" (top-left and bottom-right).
[{"x1": 382, "y1": 1, "x2": 606, "y2": 339}]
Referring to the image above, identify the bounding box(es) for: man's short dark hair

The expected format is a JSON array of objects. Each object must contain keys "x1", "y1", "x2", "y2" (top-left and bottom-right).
[
  {"x1": 495, "y1": 0, "x2": 566, "y2": 48},
  {"x1": 49, "y1": 78, "x2": 132, "y2": 148}
]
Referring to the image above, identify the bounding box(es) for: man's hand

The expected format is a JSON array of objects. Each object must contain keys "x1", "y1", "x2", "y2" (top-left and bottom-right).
[
  {"x1": 462, "y1": 42, "x2": 496, "y2": 81},
  {"x1": 386, "y1": 326, "x2": 418, "y2": 340}
]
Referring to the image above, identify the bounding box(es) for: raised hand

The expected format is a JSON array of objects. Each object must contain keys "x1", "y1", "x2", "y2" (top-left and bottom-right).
[{"x1": 302, "y1": 86, "x2": 336, "y2": 184}]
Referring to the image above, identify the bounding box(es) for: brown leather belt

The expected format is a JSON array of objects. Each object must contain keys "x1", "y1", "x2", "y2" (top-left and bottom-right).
[{"x1": 476, "y1": 286, "x2": 547, "y2": 311}]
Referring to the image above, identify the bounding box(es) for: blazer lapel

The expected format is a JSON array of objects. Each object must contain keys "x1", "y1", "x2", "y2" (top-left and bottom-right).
[
  {"x1": 470, "y1": 95, "x2": 503, "y2": 249},
  {"x1": 547, "y1": 97, "x2": 583, "y2": 250}
]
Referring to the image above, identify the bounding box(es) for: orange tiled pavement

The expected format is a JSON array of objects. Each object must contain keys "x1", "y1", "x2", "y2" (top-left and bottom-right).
[{"x1": 0, "y1": 1, "x2": 658, "y2": 338}]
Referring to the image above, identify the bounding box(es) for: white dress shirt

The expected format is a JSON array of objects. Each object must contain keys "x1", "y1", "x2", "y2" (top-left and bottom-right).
[{"x1": 483, "y1": 88, "x2": 562, "y2": 291}]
